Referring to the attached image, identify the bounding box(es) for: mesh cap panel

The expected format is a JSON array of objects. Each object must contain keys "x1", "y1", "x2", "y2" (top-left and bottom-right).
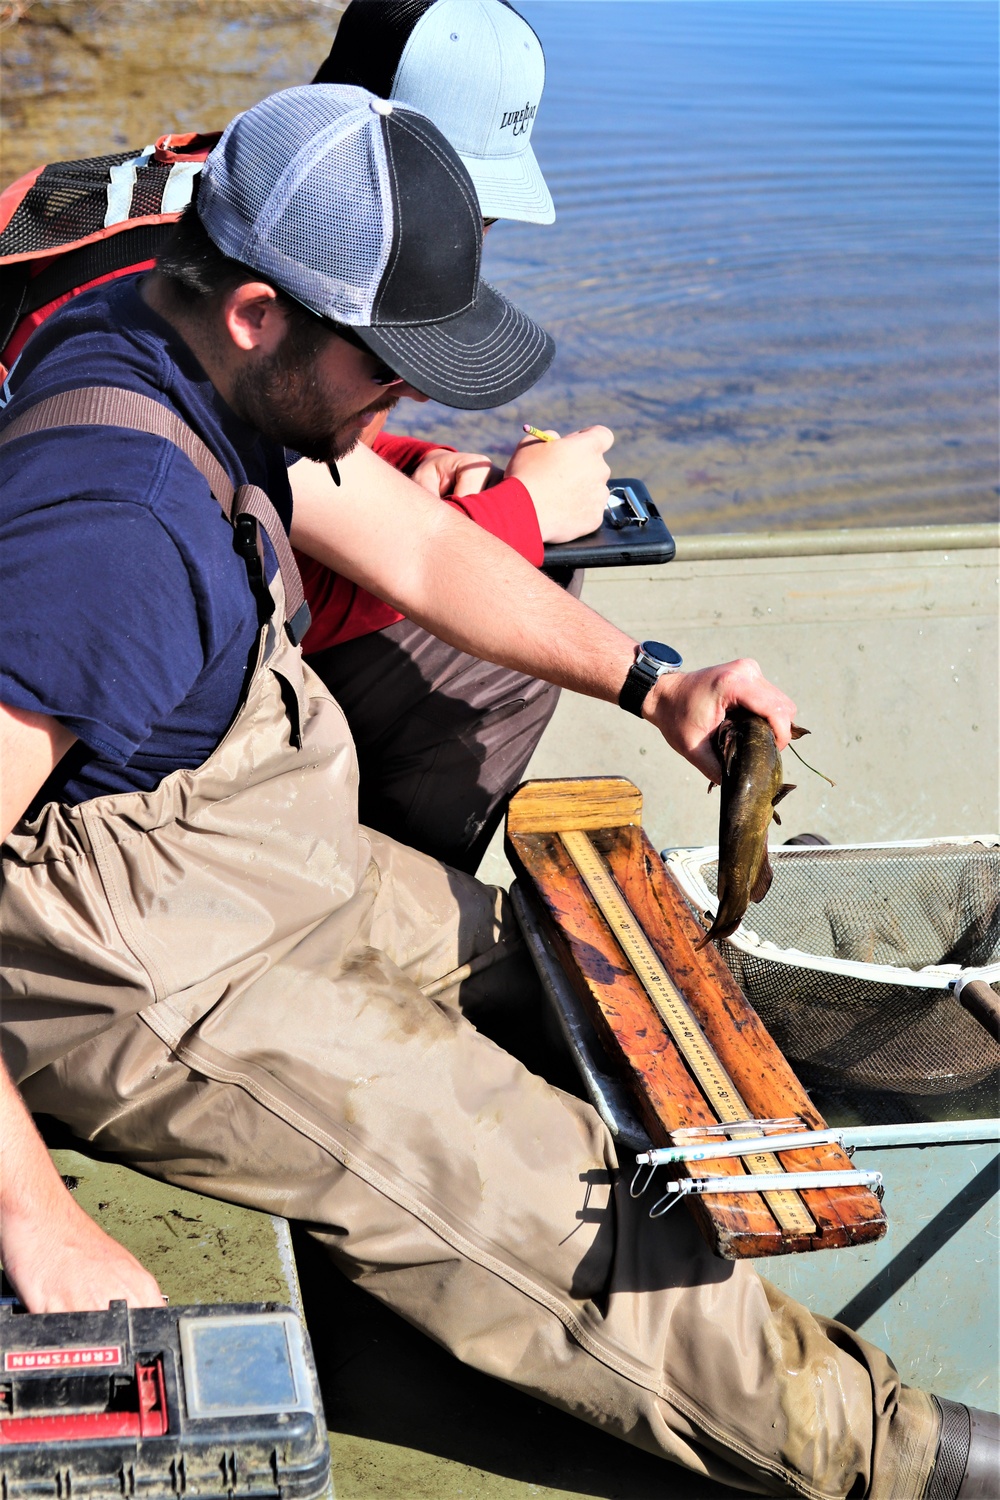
[
  {"x1": 313, "y1": 0, "x2": 554, "y2": 225},
  {"x1": 199, "y1": 86, "x2": 392, "y2": 323},
  {"x1": 315, "y1": 0, "x2": 522, "y2": 99}
]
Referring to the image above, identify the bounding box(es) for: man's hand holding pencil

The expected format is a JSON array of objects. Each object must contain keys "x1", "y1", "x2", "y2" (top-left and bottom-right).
[{"x1": 505, "y1": 422, "x2": 613, "y2": 543}]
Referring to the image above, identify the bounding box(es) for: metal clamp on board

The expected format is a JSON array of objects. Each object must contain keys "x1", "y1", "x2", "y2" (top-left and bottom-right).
[
  {"x1": 542, "y1": 477, "x2": 676, "y2": 571},
  {"x1": 647, "y1": 1169, "x2": 884, "y2": 1218},
  {"x1": 635, "y1": 1126, "x2": 850, "y2": 1167},
  {"x1": 606, "y1": 483, "x2": 652, "y2": 529}
]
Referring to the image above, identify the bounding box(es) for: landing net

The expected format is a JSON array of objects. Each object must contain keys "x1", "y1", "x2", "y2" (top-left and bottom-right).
[{"x1": 664, "y1": 839, "x2": 1000, "y2": 1123}]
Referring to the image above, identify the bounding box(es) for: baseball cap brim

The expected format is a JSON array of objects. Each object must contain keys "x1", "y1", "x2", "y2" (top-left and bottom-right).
[
  {"x1": 460, "y1": 143, "x2": 555, "y2": 226},
  {"x1": 357, "y1": 280, "x2": 554, "y2": 410}
]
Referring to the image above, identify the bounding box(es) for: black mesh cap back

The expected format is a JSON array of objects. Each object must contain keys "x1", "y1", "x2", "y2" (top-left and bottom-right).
[
  {"x1": 313, "y1": 0, "x2": 523, "y2": 98},
  {"x1": 312, "y1": 0, "x2": 438, "y2": 98}
]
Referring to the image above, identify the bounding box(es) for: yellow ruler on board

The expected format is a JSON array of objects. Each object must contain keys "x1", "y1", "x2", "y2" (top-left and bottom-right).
[{"x1": 560, "y1": 828, "x2": 816, "y2": 1236}]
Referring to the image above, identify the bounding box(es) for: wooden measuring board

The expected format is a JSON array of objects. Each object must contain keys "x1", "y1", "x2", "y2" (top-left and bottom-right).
[{"x1": 506, "y1": 776, "x2": 888, "y2": 1259}]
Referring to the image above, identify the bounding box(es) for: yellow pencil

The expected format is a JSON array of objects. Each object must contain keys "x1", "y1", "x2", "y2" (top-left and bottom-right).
[{"x1": 522, "y1": 423, "x2": 554, "y2": 442}]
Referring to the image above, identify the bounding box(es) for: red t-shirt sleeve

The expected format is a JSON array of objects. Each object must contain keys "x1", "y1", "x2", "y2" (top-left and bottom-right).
[
  {"x1": 370, "y1": 431, "x2": 446, "y2": 472},
  {"x1": 442, "y1": 478, "x2": 543, "y2": 566},
  {"x1": 371, "y1": 430, "x2": 543, "y2": 562},
  {"x1": 299, "y1": 435, "x2": 543, "y2": 655},
  {"x1": 296, "y1": 552, "x2": 394, "y2": 654}
]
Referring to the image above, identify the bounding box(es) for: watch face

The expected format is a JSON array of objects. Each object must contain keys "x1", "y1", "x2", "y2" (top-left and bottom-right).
[{"x1": 639, "y1": 640, "x2": 683, "y2": 671}]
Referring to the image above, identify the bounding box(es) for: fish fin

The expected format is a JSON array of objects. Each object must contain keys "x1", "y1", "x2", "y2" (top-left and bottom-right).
[
  {"x1": 772, "y1": 782, "x2": 796, "y2": 806},
  {"x1": 772, "y1": 810, "x2": 781, "y2": 826},
  {"x1": 749, "y1": 852, "x2": 773, "y2": 904},
  {"x1": 696, "y1": 914, "x2": 733, "y2": 950},
  {"x1": 790, "y1": 724, "x2": 809, "y2": 740},
  {"x1": 716, "y1": 718, "x2": 739, "y2": 774},
  {"x1": 707, "y1": 781, "x2": 718, "y2": 795}
]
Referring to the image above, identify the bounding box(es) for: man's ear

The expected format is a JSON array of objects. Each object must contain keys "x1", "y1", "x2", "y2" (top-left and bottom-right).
[{"x1": 221, "y1": 282, "x2": 289, "y2": 356}]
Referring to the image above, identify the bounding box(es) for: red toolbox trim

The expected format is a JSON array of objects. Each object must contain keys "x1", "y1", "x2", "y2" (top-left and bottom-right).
[{"x1": 0, "y1": 1360, "x2": 168, "y2": 1444}]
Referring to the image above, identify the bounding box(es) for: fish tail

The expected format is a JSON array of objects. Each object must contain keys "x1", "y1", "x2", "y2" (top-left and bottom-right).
[{"x1": 697, "y1": 909, "x2": 739, "y2": 949}]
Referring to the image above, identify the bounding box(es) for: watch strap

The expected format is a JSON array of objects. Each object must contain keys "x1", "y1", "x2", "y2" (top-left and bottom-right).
[{"x1": 618, "y1": 658, "x2": 660, "y2": 717}]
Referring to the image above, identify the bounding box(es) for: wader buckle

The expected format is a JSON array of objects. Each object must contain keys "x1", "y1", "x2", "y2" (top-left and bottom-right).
[{"x1": 232, "y1": 513, "x2": 276, "y2": 628}]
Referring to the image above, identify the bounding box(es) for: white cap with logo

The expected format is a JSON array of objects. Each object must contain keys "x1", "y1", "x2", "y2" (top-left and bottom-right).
[{"x1": 313, "y1": 0, "x2": 555, "y2": 225}]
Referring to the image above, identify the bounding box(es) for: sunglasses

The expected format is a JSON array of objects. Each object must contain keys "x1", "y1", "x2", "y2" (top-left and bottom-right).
[{"x1": 330, "y1": 322, "x2": 404, "y2": 387}]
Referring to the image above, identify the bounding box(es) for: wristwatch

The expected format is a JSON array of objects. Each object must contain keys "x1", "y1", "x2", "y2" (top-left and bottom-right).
[{"x1": 618, "y1": 640, "x2": 684, "y2": 717}]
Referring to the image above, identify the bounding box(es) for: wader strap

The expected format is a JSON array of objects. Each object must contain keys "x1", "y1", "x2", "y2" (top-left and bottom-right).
[{"x1": 0, "y1": 385, "x2": 311, "y2": 645}]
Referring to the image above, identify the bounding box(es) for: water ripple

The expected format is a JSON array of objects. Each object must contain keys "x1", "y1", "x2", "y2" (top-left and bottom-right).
[{"x1": 398, "y1": 0, "x2": 997, "y2": 532}]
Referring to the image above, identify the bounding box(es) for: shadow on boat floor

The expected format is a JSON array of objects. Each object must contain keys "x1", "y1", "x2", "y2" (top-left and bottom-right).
[{"x1": 291, "y1": 1225, "x2": 752, "y2": 1500}]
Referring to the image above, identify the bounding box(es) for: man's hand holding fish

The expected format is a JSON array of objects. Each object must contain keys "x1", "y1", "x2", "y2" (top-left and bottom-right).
[{"x1": 644, "y1": 656, "x2": 797, "y2": 782}]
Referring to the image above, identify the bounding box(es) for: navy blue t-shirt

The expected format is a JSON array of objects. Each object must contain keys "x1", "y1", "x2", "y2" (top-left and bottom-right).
[{"x1": 0, "y1": 276, "x2": 293, "y2": 806}]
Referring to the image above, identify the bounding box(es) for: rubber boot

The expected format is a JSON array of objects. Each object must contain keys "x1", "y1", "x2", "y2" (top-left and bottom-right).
[{"x1": 924, "y1": 1398, "x2": 1000, "y2": 1499}]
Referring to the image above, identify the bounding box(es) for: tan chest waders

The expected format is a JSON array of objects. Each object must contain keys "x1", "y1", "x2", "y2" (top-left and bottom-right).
[{"x1": 0, "y1": 391, "x2": 938, "y2": 1500}]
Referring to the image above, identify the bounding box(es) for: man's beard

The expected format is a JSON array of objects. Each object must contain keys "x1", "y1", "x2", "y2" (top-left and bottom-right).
[{"x1": 231, "y1": 332, "x2": 398, "y2": 464}]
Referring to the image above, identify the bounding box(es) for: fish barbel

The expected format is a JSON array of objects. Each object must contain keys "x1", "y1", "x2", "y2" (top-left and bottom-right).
[{"x1": 696, "y1": 710, "x2": 807, "y2": 949}]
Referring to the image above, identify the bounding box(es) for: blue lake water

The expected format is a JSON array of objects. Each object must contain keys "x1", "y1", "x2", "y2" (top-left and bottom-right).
[
  {"x1": 4, "y1": 0, "x2": 997, "y2": 533},
  {"x1": 400, "y1": 0, "x2": 999, "y2": 532}
]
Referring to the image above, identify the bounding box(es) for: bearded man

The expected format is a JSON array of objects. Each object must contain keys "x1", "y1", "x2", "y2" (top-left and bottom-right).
[{"x1": 1, "y1": 85, "x2": 993, "y2": 1500}]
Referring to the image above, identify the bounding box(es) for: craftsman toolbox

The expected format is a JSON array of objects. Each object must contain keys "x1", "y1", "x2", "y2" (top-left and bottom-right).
[{"x1": 0, "y1": 1301, "x2": 331, "y2": 1498}]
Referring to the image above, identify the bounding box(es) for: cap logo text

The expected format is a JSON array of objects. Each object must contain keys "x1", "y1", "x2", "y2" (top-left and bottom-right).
[{"x1": 499, "y1": 102, "x2": 536, "y2": 138}]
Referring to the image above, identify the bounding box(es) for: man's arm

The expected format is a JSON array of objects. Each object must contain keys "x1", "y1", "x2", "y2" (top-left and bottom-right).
[
  {"x1": 0, "y1": 703, "x2": 76, "y2": 835},
  {"x1": 289, "y1": 440, "x2": 796, "y2": 779},
  {"x1": 0, "y1": 702, "x2": 163, "y2": 1312},
  {"x1": 407, "y1": 430, "x2": 608, "y2": 545}
]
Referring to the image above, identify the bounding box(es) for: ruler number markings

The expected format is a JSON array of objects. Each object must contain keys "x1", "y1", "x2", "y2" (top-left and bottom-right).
[{"x1": 559, "y1": 829, "x2": 816, "y2": 1237}]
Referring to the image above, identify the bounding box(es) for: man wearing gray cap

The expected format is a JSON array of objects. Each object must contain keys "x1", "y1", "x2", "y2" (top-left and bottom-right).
[
  {"x1": 0, "y1": 0, "x2": 595, "y2": 876},
  {"x1": 0, "y1": 84, "x2": 990, "y2": 1500},
  {"x1": 307, "y1": 0, "x2": 589, "y2": 876}
]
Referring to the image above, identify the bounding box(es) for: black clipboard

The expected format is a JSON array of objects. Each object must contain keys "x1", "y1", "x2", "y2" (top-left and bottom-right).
[{"x1": 542, "y1": 479, "x2": 676, "y2": 571}]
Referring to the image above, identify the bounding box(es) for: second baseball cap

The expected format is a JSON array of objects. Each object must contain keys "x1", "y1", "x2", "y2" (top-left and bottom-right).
[
  {"x1": 197, "y1": 85, "x2": 554, "y2": 409},
  {"x1": 314, "y1": 0, "x2": 555, "y2": 225}
]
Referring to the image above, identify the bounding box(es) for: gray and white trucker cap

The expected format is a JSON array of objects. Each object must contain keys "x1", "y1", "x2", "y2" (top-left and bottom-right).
[
  {"x1": 198, "y1": 85, "x2": 553, "y2": 409},
  {"x1": 313, "y1": 0, "x2": 554, "y2": 225}
]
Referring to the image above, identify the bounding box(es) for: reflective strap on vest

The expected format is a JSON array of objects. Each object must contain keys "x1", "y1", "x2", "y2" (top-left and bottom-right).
[
  {"x1": 0, "y1": 384, "x2": 311, "y2": 645},
  {"x1": 161, "y1": 160, "x2": 203, "y2": 214},
  {"x1": 104, "y1": 146, "x2": 157, "y2": 229}
]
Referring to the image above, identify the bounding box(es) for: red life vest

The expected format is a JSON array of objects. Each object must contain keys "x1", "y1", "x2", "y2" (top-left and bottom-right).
[{"x1": 0, "y1": 132, "x2": 220, "y2": 379}]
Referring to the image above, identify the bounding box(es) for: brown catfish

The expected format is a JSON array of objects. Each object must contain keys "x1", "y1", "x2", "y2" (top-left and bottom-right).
[{"x1": 696, "y1": 710, "x2": 808, "y2": 949}]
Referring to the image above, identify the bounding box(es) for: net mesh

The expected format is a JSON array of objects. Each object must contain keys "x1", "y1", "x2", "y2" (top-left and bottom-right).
[
  {"x1": 128, "y1": 158, "x2": 174, "y2": 219},
  {"x1": 692, "y1": 843, "x2": 1000, "y2": 1119}
]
